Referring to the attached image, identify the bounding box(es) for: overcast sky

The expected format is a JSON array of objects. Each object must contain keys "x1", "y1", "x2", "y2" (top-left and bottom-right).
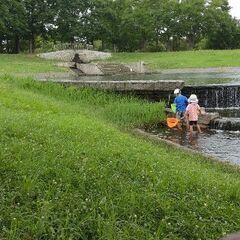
[{"x1": 228, "y1": 0, "x2": 240, "y2": 19}]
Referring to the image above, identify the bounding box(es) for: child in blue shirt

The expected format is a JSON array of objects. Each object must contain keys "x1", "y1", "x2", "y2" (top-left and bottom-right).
[
  {"x1": 173, "y1": 89, "x2": 188, "y2": 130},
  {"x1": 173, "y1": 88, "x2": 188, "y2": 119}
]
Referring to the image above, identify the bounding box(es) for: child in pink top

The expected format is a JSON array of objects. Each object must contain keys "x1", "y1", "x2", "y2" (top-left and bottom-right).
[{"x1": 185, "y1": 94, "x2": 202, "y2": 134}]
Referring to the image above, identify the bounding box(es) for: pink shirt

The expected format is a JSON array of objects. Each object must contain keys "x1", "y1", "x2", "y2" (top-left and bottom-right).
[{"x1": 186, "y1": 103, "x2": 201, "y2": 121}]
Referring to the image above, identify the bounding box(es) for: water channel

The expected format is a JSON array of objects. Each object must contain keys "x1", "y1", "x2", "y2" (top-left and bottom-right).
[
  {"x1": 147, "y1": 71, "x2": 240, "y2": 165},
  {"x1": 148, "y1": 127, "x2": 240, "y2": 165}
]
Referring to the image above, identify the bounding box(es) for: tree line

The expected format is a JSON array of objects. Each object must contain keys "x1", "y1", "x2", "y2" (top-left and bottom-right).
[{"x1": 0, "y1": 0, "x2": 240, "y2": 53}]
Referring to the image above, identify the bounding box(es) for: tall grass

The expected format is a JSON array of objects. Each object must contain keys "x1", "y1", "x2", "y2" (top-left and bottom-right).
[
  {"x1": 0, "y1": 76, "x2": 240, "y2": 239},
  {"x1": 3, "y1": 75, "x2": 165, "y2": 128}
]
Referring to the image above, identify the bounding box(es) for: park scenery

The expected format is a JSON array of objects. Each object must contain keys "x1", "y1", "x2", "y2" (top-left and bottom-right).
[{"x1": 1, "y1": 0, "x2": 240, "y2": 239}]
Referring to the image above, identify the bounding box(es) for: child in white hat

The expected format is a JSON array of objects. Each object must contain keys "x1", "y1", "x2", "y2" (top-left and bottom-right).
[{"x1": 185, "y1": 94, "x2": 202, "y2": 135}]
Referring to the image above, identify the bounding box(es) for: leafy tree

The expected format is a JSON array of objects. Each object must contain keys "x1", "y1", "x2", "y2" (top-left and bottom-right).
[
  {"x1": 22, "y1": 0, "x2": 57, "y2": 53},
  {"x1": 204, "y1": 0, "x2": 240, "y2": 49},
  {"x1": 55, "y1": 0, "x2": 93, "y2": 43}
]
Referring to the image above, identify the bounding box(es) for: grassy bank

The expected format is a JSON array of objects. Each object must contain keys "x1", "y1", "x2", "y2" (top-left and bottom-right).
[
  {"x1": 0, "y1": 75, "x2": 240, "y2": 239},
  {"x1": 1, "y1": 49, "x2": 240, "y2": 77},
  {"x1": 104, "y1": 49, "x2": 240, "y2": 69},
  {"x1": 0, "y1": 54, "x2": 63, "y2": 75}
]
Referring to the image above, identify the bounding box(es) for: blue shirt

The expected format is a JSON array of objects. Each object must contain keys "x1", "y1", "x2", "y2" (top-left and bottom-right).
[{"x1": 174, "y1": 95, "x2": 188, "y2": 112}]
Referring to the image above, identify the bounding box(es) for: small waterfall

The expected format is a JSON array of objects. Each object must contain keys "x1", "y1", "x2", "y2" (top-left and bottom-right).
[
  {"x1": 183, "y1": 85, "x2": 240, "y2": 108},
  {"x1": 210, "y1": 118, "x2": 240, "y2": 131}
]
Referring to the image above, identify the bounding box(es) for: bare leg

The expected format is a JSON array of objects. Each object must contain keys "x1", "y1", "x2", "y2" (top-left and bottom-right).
[
  {"x1": 185, "y1": 119, "x2": 189, "y2": 131},
  {"x1": 196, "y1": 124, "x2": 202, "y2": 133},
  {"x1": 189, "y1": 125, "x2": 193, "y2": 135}
]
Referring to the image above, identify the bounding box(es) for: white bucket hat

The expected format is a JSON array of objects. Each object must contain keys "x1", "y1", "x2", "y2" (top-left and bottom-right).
[
  {"x1": 174, "y1": 89, "x2": 180, "y2": 95},
  {"x1": 188, "y1": 94, "x2": 198, "y2": 103}
]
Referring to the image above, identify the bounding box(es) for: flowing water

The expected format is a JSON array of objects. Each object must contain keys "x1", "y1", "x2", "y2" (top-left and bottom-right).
[{"x1": 148, "y1": 128, "x2": 240, "y2": 165}]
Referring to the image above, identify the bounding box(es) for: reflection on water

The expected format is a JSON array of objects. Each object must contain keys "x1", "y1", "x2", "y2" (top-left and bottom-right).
[
  {"x1": 149, "y1": 128, "x2": 240, "y2": 165},
  {"x1": 78, "y1": 72, "x2": 240, "y2": 86}
]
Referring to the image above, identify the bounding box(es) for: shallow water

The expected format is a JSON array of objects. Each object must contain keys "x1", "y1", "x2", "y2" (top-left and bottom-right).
[
  {"x1": 149, "y1": 128, "x2": 240, "y2": 165},
  {"x1": 78, "y1": 72, "x2": 240, "y2": 86}
]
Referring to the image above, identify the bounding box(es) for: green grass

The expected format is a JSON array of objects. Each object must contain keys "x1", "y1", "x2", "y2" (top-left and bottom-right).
[
  {"x1": 0, "y1": 75, "x2": 240, "y2": 239},
  {"x1": 0, "y1": 54, "x2": 64, "y2": 75},
  {"x1": 102, "y1": 49, "x2": 240, "y2": 69}
]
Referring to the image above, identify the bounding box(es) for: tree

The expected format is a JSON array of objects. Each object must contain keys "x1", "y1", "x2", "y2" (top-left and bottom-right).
[
  {"x1": 55, "y1": 0, "x2": 93, "y2": 44},
  {"x1": 204, "y1": 0, "x2": 240, "y2": 49},
  {"x1": 22, "y1": 0, "x2": 57, "y2": 53}
]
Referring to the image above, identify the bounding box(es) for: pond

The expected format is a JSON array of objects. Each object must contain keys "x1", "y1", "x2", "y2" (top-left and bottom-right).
[
  {"x1": 77, "y1": 70, "x2": 240, "y2": 86},
  {"x1": 148, "y1": 127, "x2": 240, "y2": 165}
]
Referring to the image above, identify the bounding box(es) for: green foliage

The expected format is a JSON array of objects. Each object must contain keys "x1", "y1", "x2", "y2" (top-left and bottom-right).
[
  {"x1": 1, "y1": 0, "x2": 239, "y2": 53},
  {"x1": 93, "y1": 40, "x2": 103, "y2": 51}
]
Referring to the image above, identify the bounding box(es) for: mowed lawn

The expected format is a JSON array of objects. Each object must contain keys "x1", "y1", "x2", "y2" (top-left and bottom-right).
[
  {"x1": 0, "y1": 54, "x2": 63, "y2": 75},
  {"x1": 0, "y1": 73, "x2": 240, "y2": 239},
  {"x1": 1, "y1": 50, "x2": 240, "y2": 76},
  {"x1": 103, "y1": 49, "x2": 240, "y2": 69}
]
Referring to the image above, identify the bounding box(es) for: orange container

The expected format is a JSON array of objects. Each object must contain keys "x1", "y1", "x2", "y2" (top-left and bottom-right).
[{"x1": 167, "y1": 117, "x2": 179, "y2": 128}]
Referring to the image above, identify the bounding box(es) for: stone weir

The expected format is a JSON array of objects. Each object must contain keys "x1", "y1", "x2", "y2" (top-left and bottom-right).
[
  {"x1": 183, "y1": 84, "x2": 240, "y2": 109},
  {"x1": 39, "y1": 79, "x2": 184, "y2": 95},
  {"x1": 182, "y1": 84, "x2": 240, "y2": 131},
  {"x1": 210, "y1": 117, "x2": 240, "y2": 131}
]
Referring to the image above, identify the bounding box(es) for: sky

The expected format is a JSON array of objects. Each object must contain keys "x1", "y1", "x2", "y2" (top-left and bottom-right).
[{"x1": 228, "y1": 0, "x2": 240, "y2": 19}]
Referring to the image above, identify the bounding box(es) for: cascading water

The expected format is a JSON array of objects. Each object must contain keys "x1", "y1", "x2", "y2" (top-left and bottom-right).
[
  {"x1": 210, "y1": 118, "x2": 240, "y2": 131},
  {"x1": 183, "y1": 85, "x2": 240, "y2": 108},
  {"x1": 182, "y1": 85, "x2": 240, "y2": 131}
]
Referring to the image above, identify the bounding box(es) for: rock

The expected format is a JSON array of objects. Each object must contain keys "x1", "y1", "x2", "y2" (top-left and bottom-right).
[
  {"x1": 76, "y1": 63, "x2": 104, "y2": 76},
  {"x1": 124, "y1": 61, "x2": 151, "y2": 74},
  {"x1": 198, "y1": 112, "x2": 220, "y2": 125},
  {"x1": 38, "y1": 50, "x2": 112, "y2": 62}
]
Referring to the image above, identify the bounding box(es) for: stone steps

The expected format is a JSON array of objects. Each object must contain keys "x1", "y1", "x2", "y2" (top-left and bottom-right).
[{"x1": 97, "y1": 64, "x2": 132, "y2": 75}]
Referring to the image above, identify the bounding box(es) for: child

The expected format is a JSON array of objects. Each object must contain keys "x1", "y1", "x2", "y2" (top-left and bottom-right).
[
  {"x1": 173, "y1": 88, "x2": 188, "y2": 130},
  {"x1": 185, "y1": 94, "x2": 202, "y2": 134},
  {"x1": 173, "y1": 88, "x2": 188, "y2": 119}
]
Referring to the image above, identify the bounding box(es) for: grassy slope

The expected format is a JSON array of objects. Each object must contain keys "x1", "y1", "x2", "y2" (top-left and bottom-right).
[
  {"x1": 0, "y1": 75, "x2": 240, "y2": 239},
  {"x1": 0, "y1": 54, "x2": 63, "y2": 75},
  {"x1": 103, "y1": 50, "x2": 240, "y2": 69}
]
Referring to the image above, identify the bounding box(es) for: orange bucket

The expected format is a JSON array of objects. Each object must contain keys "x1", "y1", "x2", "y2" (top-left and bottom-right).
[{"x1": 167, "y1": 117, "x2": 179, "y2": 128}]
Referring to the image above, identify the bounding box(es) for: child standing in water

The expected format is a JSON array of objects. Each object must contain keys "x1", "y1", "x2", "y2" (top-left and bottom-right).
[
  {"x1": 173, "y1": 88, "x2": 188, "y2": 130},
  {"x1": 185, "y1": 94, "x2": 202, "y2": 135}
]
